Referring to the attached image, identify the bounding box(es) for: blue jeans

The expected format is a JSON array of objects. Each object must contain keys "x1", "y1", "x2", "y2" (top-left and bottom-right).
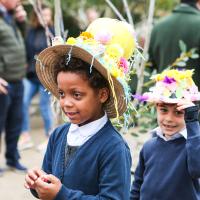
[
  {"x1": 22, "y1": 79, "x2": 53, "y2": 136},
  {"x1": 0, "y1": 81, "x2": 23, "y2": 165}
]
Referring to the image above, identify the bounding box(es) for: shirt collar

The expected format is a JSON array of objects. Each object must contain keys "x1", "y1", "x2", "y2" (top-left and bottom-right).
[
  {"x1": 69, "y1": 113, "x2": 108, "y2": 137},
  {"x1": 151, "y1": 126, "x2": 187, "y2": 141}
]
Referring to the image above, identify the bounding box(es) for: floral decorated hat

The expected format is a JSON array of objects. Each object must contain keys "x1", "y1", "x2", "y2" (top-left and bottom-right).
[
  {"x1": 141, "y1": 69, "x2": 200, "y2": 104},
  {"x1": 36, "y1": 18, "x2": 137, "y2": 118}
]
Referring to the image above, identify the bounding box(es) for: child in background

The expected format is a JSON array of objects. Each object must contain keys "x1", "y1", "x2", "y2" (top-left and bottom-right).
[
  {"x1": 130, "y1": 69, "x2": 200, "y2": 200},
  {"x1": 24, "y1": 18, "x2": 137, "y2": 199}
]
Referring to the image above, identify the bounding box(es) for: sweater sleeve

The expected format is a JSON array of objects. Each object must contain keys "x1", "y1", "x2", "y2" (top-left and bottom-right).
[
  {"x1": 185, "y1": 105, "x2": 200, "y2": 178},
  {"x1": 54, "y1": 141, "x2": 132, "y2": 200},
  {"x1": 130, "y1": 148, "x2": 145, "y2": 200}
]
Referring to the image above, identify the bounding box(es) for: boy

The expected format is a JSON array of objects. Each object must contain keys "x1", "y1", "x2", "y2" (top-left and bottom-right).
[{"x1": 131, "y1": 69, "x2": 200, "y2": 200}]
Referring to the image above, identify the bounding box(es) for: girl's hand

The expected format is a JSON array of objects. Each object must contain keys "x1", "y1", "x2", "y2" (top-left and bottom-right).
[
  {"x1": 35, "y1": 174, "x2": 62, "y2": 200},
  {"x1": 176, "y1": 100, "x2": 195, "y2": 111},
  {"x1": 24, "y1": 168, "x2": 46, "y2": 189}
]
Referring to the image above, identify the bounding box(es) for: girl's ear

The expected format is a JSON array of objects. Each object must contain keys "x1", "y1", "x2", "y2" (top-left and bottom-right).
[{"x1": 99, "y1": 88, "x2": 109, "y2": 103}]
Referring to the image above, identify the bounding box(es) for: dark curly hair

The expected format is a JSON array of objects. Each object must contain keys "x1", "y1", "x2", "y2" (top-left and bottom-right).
[{"x1": 54, "y1": 56, "x2": 109, "y2": 91}]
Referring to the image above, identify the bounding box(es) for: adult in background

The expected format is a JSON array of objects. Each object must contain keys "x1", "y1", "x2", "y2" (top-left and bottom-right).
[
  {"x1": 0, "y1": 0, "x2": 27, "y2": 174},
  {"x1": 148, "y1": 0, "x2": 200, "y2": 89},
  {"x1": 18, "y1": 4, "x2": 54, "y2": 152}
]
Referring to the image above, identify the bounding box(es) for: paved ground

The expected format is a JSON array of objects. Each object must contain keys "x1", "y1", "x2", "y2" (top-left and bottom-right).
[{"x1": 0, "y1": 114, "x2": 150, "y2": 200}]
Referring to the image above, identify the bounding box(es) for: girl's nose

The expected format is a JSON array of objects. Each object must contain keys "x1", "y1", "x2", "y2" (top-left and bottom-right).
[{"x1": 62, "y1": 98, "x2": 73, "y2": 107}]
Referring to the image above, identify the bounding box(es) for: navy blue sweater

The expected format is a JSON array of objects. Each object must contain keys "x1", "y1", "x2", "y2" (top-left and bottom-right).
[
  {"x1": 130, "y1": 106, "x2": 200, "y2": 200},
  {"x1": 35, "y1": 120, "x2": 131, "y2": 199}
]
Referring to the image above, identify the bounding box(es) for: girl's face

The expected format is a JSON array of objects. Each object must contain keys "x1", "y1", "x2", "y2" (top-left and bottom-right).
[
  {"x1": 156, "y1": 103, "x2": 185, "y2": 139},
  {"x1": 57, "y1": 71, "x2": 109, "y2": 126}
]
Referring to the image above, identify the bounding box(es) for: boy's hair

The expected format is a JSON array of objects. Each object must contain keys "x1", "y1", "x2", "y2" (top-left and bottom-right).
[{"x1": 54, "y1": 56, "x2": 110, "y2": 91}]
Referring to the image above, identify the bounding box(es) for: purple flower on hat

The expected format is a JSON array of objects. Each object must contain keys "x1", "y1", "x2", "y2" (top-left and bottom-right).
[
  {"x1": 132, "y1": 94, "x2": 148, "y2": 102},
  {"x1": 163, "y1": 76, "x2": 176, "y2": 84}
]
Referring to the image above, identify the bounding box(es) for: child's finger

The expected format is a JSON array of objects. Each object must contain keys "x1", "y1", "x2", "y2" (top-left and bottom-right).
[
  {"x1": 25, "y1": 174, "x2": 36, "y2": 186},
  {"x1": 24, "y1": 182, "x2": 31, "y2": 189},
  {"x1": 35, "y1": 177, "x2": 49, "y2": 188},
  {"x1": 42, "y1": 174, "x2": 59, "y2": 184},
  {"x1": 30, "y1": 167, "x2": 46, "y2": 178},
  {"x1": 27, "y1": 169, "x2": 39, "y2": 180}
]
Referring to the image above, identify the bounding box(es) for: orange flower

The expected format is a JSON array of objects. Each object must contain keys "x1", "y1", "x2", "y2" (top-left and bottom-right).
[{"x1": 80, "y1": 32, "x2": 94, "y2": 40}]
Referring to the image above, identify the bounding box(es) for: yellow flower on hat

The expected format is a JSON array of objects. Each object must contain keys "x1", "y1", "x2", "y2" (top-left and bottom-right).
[
  {"x1": 66, "y1": 37, "x2": 77, "y2": 45},
  {"x1": 110, "y1": 66, "x2": 123, "y2": 78},
  {"x1": 105, "y1": 44, "x2": 124, "y2": 60},
  {"x1": 154, "y1": 74, "x2": 164, "y2": 81}
]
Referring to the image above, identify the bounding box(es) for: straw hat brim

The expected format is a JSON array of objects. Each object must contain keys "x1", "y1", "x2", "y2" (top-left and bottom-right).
[{"x1": 36, "y1": 45, "x2": 127, "y2": 118}]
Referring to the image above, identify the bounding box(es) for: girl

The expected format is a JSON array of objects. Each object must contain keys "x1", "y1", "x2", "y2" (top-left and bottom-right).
[{"x1": 24, "y1": 18, "x2": 136, "y2": 199}]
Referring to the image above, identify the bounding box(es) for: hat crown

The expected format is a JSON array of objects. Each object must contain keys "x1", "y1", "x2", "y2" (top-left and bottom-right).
[
  {"x1": 86, "y1": 18, "x2": 136, "y2": 59},
  {"x1": 144, "y1": 69, "x2": 200, "y2": 103}
]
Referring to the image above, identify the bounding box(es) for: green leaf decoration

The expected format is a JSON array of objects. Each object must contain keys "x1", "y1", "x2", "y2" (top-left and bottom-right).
[
  {"x1": 175, "y1": 88, "x2": 183, "y2": 98},
  {"x1": 180, "y1": 80, "x2": 187, "y2": 88},
  {"x1": 191, "y1": 54, "x2": 199, "y2": 59},
  {"x1": 179, "y1": 40, "x2": 187, "y2": 52}
]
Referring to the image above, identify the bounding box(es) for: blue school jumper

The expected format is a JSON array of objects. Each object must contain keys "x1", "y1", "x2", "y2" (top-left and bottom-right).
[
  {"x1": 130, "y1": 106, "x2": 200, "y2": 200},
  {"x1": 33, "y1": 120, "x2": 132, "y2": 200}
]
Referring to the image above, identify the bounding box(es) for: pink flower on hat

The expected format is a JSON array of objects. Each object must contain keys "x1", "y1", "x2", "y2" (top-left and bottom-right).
[
  {"x1": 94, "y1": 30, "x2": 112, "y2": 45},
  {"x1": 118, "y1": 57, "x2": 129, "y2": 73}
]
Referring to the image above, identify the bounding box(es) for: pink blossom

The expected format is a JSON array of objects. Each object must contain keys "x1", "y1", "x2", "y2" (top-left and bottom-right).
[
  {"x1": 118, "y1": 57, "x2": 129, "y2": 73},
  {"x1": 94, "y1": 31, "x2": 112, "y2": 45}
]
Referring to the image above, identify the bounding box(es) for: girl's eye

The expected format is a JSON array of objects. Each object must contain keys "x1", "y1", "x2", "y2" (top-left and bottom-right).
[
  {"x1": 73, "y1": 92, "x2": 82, "y2": 99},
  {"x1": 58, "y1": 90, "x2": 64, "y2": 98}
]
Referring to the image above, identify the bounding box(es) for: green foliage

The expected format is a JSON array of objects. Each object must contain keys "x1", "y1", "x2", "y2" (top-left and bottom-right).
[
  {"x1": 155, "y1": 0, "x2": 178, "y2": 11},
  {"x1": 44, "y1": 0, "x2": 179, "y2": 24},
  {"x1": 172, "y1": 41, "x2": 199, "y2": 68}
]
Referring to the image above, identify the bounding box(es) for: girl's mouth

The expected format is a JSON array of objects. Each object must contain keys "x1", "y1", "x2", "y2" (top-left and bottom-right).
[{"x1": 66, "y1": 112, "x2": 78, "y2": 118}]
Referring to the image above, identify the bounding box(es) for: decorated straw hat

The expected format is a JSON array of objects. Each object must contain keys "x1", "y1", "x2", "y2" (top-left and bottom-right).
[
  {"x1": 36, "y1": 18, "x2": 137, "y2": 118},
  {"x1": 140, "y1": 69, "x2": 200, "y2": 104}
]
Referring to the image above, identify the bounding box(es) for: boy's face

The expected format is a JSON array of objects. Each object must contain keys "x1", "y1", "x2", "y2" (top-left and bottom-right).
[
  {"x1": 57, "y1": 71, "x2": 109, "y2": 126},
  {"x1": 156, "y1": 103, "x2": 186, "y2": 139}
]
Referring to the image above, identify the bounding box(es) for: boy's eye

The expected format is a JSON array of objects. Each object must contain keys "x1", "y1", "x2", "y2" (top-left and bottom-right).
[
  {"x1": 175, "y1": 110, "x2": 184, "y2": 116},
  {"x1": 160, "y1": 108, "x2": 168, "y2": 113}
]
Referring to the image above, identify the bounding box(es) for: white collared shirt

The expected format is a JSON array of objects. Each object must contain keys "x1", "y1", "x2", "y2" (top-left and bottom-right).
[
  {"x1": 67, "y1": 113, "x2": 108, "y2": 146},
  {"x1": 151, "y1": 126, "x2": 187, "y2": 141}
]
